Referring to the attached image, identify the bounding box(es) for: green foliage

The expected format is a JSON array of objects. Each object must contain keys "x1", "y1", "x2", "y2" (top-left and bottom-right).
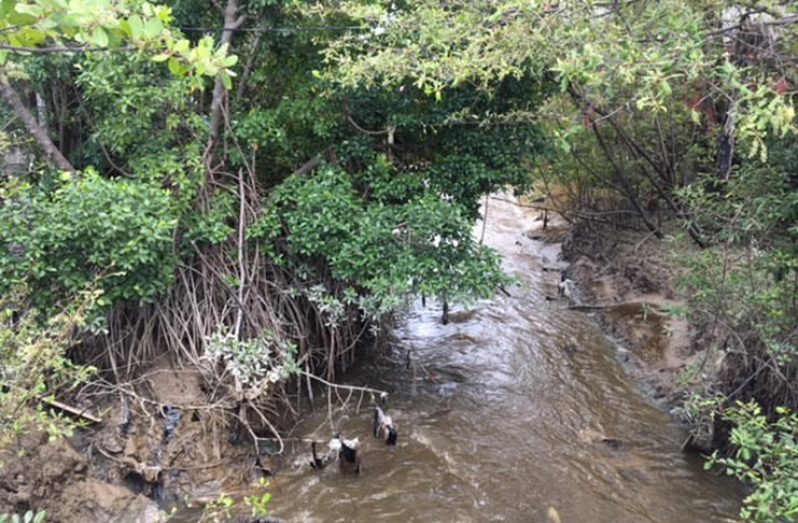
[
  {"x1": 244, "y1": 478, "x2": 273, "y2": 517},
  {"x1": 0, "y1": 511, "x2": 47, "y2": 523},
  {"x1": 183, "y1": 189, "x2": 238, "y2": 246},
  {"x1": 679, "y1": 161, "x2": 798, "y2": 366},
  {"x1": 320, "y1": 0, "x2": 796, "y2": 156},
  {"x1": 707, "y1": 403, "x2": 798, "y2": 523},
  {"x1": 338, "y1": 80, "x2": 545, "y2": 215},
  {"x1": 0, "y1": 287, "x2": 96, "y2": 449},
  {"x1": 0, "y1": 171, "x2": 179, "y2": 313},
  {"x1": 259, "y1": 167, "x2": 513, "y2": 317},
  {"x1": 235, "y1": 50, "x2": 544, "y2": 315},
  {"x1": 202, "y1": 329, "x2": 298, "y2": 401},
  {"x1": 75, "y1": 52, "x2": 205, "y2": 167},
  {"x1": 197, "y1": 479, "x2": 272, "y2": 522},
  {"x1": 199, "y1": 492, "x2": 235, "y2": 523},
  {"x1": 0, "y1": 0, "x2": 235, "y2": 81}
]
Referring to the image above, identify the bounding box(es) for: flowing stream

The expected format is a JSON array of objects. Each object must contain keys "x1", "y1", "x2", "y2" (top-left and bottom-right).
[{"x1": 241, "y1": 195, "x2": 741, "y2": 523}]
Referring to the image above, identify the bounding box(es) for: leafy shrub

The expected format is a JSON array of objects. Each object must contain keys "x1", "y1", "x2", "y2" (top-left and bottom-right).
[
  {"x1": 258, "y1": 167, "x2": 512, "y2": 317},
  {"x1": 707, "y1": 402, "x2": 798, "y2": 523},
  {"x1": 678, "y1": 162, "x2": 798, "y2": 398},
  {"x1": 0, "y1": 288, "x2": 97, "y2": 449},
  {"x1": 202, "y1": 329, "x2": 298, "y2": 401},
  {"x1": 0, "y1": 171, "x2": 179, "y2": 313}
]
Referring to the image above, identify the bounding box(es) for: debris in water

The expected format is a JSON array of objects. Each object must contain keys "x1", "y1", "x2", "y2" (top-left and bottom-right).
[
  {"x1": 557, "y1": 271, "x2": 575, "y2": 299},
  {"x1": 310, "y1": 434, "x2": 361, "y2": 473},
  {"x1": 374, "y1": 393, "x2": 398, "y2": 446},
  {"x1": 338, "y1": 436, "x2": 360, "y2": 474}
]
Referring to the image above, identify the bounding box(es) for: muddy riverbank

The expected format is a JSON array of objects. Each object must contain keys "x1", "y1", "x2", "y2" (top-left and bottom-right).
[
  {"x1": 559, "y1": 217, "x2": 716, "y2": 415},
  {"x1": 1, "y1": 194, "x2": 741, "y2": 523}
]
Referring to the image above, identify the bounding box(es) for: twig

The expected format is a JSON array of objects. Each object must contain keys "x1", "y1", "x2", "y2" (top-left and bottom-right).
[
  {"x1": 298, "y1": 369, "x2": 386, "y2": 396},
  {"x1": 633, "y1": 230, "x2": 659, "y2": 253},
  {"x1": 234, "y1": 168, "x2": 246, "y2": 339},
  {"x1": 41, "y1": 397, "x2": 102, "y2": 424}
]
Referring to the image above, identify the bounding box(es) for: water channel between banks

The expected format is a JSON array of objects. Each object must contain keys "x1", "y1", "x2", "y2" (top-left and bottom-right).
[{"x1": 233, "y1": 195, "x2": 742, "y2": 523}]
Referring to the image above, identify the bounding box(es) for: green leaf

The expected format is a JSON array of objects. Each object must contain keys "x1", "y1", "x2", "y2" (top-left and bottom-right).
[
  {"x1": 13, "y1": 2, "x2": 41, "y2": 17},
  {"x1": 173, "y1": 38, "x2": 189, "y2": 55},
  {"x1": 91, "y1": 27, "x2": 109, "y2": 48},
  {"x1": 0, "y1": 0, "x2": 15, "y2": 16},
  {"x1": 167, "y1": 57, "x2": 183, "y2": 76},
  {"x1": 143, "y1": 17, "x2": 162, "y2": 39},
  {"x1": 128, "y1": 15, "x2": 143, "y2": 40}
]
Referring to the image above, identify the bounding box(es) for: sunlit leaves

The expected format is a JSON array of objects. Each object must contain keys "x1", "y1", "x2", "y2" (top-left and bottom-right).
[
  {"x1": 0, "y1": 0, "x2": 236, "y2": 83},
  {"x1": 0, "y1": 287, "x2": 98, "y2": 451},
  {"x1": 707, "y1": 403, "x2": 798, "y2": 523},
  {"x1": 318, "y1": 0, "x2": 797, "y2": 158}
]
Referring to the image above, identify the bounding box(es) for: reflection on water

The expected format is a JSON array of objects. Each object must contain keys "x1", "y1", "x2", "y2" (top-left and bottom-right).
[{"x1": 255, "y1": 196, "x2": 741, "y2": 523}]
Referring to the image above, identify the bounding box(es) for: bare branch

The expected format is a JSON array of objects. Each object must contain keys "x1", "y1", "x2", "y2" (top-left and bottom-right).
[
  {"x1": 203, "y1": 0, "x2": 243, "y2": 171},
  {"x1": 0, "y1": 73, "x2": 74, "y2": 171}
]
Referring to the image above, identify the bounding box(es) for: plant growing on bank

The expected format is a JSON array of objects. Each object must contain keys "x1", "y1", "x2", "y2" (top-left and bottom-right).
[
  {"x1": 0, "y1": 511, "x2": 46, "y2": 523},
  {"x1": 197, "y1": 478, "x2": 272, "y2": 522},
  {"x1": 675, "y1": 151, "x2": 798, "y2": 475},
  {"x1": 202, "y1": 329, "x2": 299, "y2": 401},
  {"x1": 0, "y1": 171, "x2": 179, "y2": 316},
  {"x1": 707, "y1": 402, "x2": 798, "y2": 523},
  {"x1": 0, "y1": 288, "x2": 97, "y2": 449},
  {"x1": 244, "y1": 478, "x2": 273, "y2": 517},
  {"x1": 257, "y1": 167, "x2": 515, "y2": 317}
]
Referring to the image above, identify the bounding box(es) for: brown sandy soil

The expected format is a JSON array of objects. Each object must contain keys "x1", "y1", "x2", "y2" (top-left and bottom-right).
[
  {"x1": 0, "y1": 432, "x2": 162, "y2": 522},
  {"x1": 558, "y1": 218, "x2": 719, "y2": 418},
  {"x1": 0, "y1": 362, "x2": 264, "y2": 522},
  {"x1": 517, "y1": 189, "x2": 704, "y2": 410}
]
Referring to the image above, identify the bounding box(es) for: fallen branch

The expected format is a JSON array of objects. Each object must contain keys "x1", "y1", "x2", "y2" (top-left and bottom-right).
[
  {"x1": 298, "y1": 369, "x2": 386, "y2": 397},
  {"x1": 41, "y1": 397, "x2": 102, "y2": 424}
]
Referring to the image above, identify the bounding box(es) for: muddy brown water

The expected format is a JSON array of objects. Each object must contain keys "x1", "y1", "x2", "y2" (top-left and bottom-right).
[{"x1": 185, "y1": 196, "x2": 742, "y2": 523}]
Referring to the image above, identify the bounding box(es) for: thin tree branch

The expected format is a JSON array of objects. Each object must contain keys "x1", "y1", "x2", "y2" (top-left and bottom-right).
[
  {"x1": 0, "y1": 44, "x2": 135, "y2": 54},
  {"x1": 0, "y1": 73, "x2": 74, "y2": 171},
  {"x1": 234, "y1": 28, "x2": 265, "y2": 103},
  {"x1": 203, "y1": 0, "x2": 244, "y2": 172}
]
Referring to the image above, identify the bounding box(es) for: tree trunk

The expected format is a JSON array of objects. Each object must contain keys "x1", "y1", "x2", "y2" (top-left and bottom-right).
[
  {"x1": 717, "y1": 112, "x2": 735, "y2": 181},
  {"x1": 203, "y1": 0, "x2": 244, "y2": 171},
  {"x1": 35, "y1": 92, "x2": 47, "y2": 129},
  {"x1": 0, "y1": 73, "x2": 74, "y2": 171}
]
